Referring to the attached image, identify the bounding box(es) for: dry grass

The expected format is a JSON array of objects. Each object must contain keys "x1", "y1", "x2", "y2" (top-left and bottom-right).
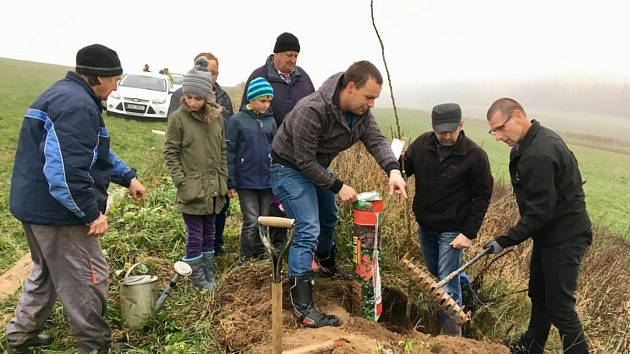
[{"x1": 331, "y1": 143, "x2": 630, "y2": 353}]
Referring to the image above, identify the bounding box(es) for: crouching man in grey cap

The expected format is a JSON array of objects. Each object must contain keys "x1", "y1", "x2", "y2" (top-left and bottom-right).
[
  {"x1": 5, "y1": 44, "x2": 146, "y2": 354},
  {"x1": 401, "y1": 103, "x2": 493, "y2": 336}
]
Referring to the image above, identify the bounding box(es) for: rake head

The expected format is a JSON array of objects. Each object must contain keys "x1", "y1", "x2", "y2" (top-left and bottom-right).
[{"x1": 399, "y1": 258, "x2": 470, "y2": 325}]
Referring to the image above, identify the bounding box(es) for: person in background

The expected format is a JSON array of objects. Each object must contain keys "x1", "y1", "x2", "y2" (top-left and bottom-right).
[
  {"x1": 143, "y1": 63, "x2": 150, "y2": 72},
  {"x1": 163, "y1": 68, "x2": 175, "y2": 85},
  {"x1": 485, "y1": 98, "x2": 591, "y2": 354},
  {"x1": 241, "y1": 32, "x2": 314, "y2": 127},
  {"x1": 226, "y1": 77, "x2": 277, "y2": 261},
  {"x1": 168, "y1": 52, "x2": 234, "y2": 255},
  {"x1": 164, "y1": 57, "x2": 227, "y2": 291},
  {"x1": 402, "y1": 103, "x2": 493, "y2": 336},
  {"x1": 6, "y1": 44, "x2": 146, "y2": 354},
  {"x1": 270, "y1": 60, "x2": 407, "y2": 328}
]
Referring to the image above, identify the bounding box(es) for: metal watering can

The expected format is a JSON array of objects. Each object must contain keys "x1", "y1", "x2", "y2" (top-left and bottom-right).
[{"x1": 119, "y1": 261, "x2": 192, "y2": 328}]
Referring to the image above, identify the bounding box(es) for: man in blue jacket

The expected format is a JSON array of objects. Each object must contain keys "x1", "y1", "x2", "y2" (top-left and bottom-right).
[
  {"x1": 5, "y1": 44, "x2": 146, "y2": 354},
  {"x1": 241, "y1": 32, "x2": 315, "y2": 127}
]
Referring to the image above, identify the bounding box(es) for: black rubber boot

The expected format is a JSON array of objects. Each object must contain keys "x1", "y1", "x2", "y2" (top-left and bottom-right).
[
  {"x1": 289, "y1": 271, "x2": 341, "y2": 328},
  {"x1": 6, "y1": 334, "x2": 54, "y2": 354},
  {"x1": 315, "y1": 247, "x2": 351, "y2": 280}
]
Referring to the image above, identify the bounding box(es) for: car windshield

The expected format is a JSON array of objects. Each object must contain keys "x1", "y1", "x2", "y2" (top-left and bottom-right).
[
  {"x1": 173, "y1": 74, "x2": 184, "y2": 85},
  {"x1": 119, "y1": 75, "x2": 167, "y2": 92}
]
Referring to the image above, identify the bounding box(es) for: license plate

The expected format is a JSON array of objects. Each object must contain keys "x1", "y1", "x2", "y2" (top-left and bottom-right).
[{"x1": 127, "y1": 103, "x2": 145, "y2": 110}]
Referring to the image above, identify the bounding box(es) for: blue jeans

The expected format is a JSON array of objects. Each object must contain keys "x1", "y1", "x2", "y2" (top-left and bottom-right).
[
  {"x1": 418, "y1": 227, "x2": 471, "y2": 320},
  {"x1": 270, "y1": 163, "x2": 338, "y2": 276}
]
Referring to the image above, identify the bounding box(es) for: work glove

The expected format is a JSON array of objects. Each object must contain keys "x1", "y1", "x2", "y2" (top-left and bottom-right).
[{"x1": 484, "y1": 240, "x2": 504, "y2": 254}]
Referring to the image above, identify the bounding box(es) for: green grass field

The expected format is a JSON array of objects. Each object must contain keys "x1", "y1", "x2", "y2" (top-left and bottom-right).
[
  {"x1": 372, "y1": 107, "x2": 630, "y2": 237},
  {"x1": 1, "y1": 58, "x2": 628, "y2": 273},
  {"x1": 0, "y1": 58, "x2": 628, "y2": 353}
]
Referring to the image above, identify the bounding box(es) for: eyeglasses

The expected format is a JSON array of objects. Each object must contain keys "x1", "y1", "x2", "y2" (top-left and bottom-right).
[{"x1": 488, "y1": 114, "x2": 513, "y2": 135}]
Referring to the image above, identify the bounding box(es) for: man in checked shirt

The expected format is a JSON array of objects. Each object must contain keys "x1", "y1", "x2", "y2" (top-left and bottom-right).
[{"x1": 270, "y1": 60, "x2": 407, "y2": 328}]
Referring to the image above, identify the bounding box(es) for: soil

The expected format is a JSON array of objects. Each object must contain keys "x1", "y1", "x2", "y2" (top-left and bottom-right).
[{"x1": 212, "y1": 261, "x2": 508, "y2": 354}]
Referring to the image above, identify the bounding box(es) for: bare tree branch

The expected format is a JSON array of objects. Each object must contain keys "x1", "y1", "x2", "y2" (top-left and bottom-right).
[{"x1": 370, "y1": 0, "x2": 402, "y2": 140}]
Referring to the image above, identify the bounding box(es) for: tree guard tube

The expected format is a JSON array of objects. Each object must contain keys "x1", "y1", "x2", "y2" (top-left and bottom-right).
[{"x1": 351, "y1": 193, "x2": 384, "y2": 321}]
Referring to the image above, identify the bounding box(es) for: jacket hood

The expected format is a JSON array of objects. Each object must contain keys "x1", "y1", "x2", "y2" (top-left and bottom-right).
[
  {"x1": 318, "y1": 72, "x2": 343, "y2": 107},
  {"x1": 317, "y1": 72, "x2": 372, "y2": 121},
  {"x1": 180, "y1": 100, "x2": 223, "y2": 123}
]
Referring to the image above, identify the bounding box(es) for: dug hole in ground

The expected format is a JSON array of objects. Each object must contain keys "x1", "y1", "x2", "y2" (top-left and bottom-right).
[{"x1": 212, "y1": 261, "x2": 508, "y2": 354}]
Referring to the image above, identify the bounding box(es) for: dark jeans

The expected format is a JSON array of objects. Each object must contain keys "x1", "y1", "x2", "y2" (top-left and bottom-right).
[
  {"x1": 238, "y1": 189, "x2": 273, "y2": 258},
  {"x1": 214, "y1": 197, "x2": 230, "y2": 252},
  {"x1": 524, "y1": 238, "x2": 590, "y2": 354},
  {"x1": 182, "y1": 213, "x2": 216, "y2": 258}
]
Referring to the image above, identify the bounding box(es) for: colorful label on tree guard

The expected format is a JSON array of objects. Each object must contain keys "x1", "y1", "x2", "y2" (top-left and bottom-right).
[
  {"x1": 351, "y1": 196, "x2": 383, "y2": 322},
  {"x1": 351, "y1": 247, "x2": 382, "y2": 321}
]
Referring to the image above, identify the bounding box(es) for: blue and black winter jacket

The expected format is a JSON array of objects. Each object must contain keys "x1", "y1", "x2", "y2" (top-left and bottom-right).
[
  {"x1": 226, "y1": 108, "x2": 277, "y2": 190},
  {"x1": 10, "y1": 71, "x2": 136, "y2": 225}
]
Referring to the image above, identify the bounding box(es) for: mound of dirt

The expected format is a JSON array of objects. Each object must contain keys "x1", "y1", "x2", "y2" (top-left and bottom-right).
[{"x1": 212, "y1": 261, "x2": 508, "y2": 354}]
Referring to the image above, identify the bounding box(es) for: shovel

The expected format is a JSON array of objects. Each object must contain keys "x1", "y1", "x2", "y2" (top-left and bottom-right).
[{"x1": 258, "y1": 216, "x2": 296, "y2": 354}]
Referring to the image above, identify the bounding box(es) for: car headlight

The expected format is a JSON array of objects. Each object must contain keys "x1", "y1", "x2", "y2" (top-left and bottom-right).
[
  {"x1": 152, "y1": 98, "x2": 166, "y2": 104},
  {"x1": 110, "y1": 92, "x2": 121, "y2": 100}
]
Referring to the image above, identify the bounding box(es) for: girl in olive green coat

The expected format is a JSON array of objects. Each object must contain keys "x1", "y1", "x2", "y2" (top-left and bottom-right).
[{"x1": 164, "y1": 57, "x2": 227, "y2": 291}]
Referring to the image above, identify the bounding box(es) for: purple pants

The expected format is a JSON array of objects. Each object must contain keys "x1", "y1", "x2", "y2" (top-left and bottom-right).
[{"x1": 182, "y1": 213, "x2": 216, "y2": 258}]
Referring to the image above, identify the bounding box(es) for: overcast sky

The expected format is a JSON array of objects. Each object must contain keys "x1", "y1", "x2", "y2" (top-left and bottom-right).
[{"x1": 2, "y1": 0, "x2": 629, "y2": 90}]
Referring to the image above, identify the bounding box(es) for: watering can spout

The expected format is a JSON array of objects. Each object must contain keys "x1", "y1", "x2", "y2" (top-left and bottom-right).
[{"x1": 153, "y1": 261, "x2": 192, "y2": 313}]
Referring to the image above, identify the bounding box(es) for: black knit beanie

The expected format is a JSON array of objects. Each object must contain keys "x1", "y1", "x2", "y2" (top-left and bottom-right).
[
  {"x1": 76, "y1": 44, "x2": 123, "y2": 77},
  {"x1": 273, "y1": 32, "x2": 300, "y2": 53}
]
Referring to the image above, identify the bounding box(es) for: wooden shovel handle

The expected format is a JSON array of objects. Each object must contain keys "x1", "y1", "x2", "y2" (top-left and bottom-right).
[
  {"x1": 258, "y1": 216, "x2": 295, "y2": 229},
  {"x1": 272, "y1": 282, "x2": 283, "y2": 354}
]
